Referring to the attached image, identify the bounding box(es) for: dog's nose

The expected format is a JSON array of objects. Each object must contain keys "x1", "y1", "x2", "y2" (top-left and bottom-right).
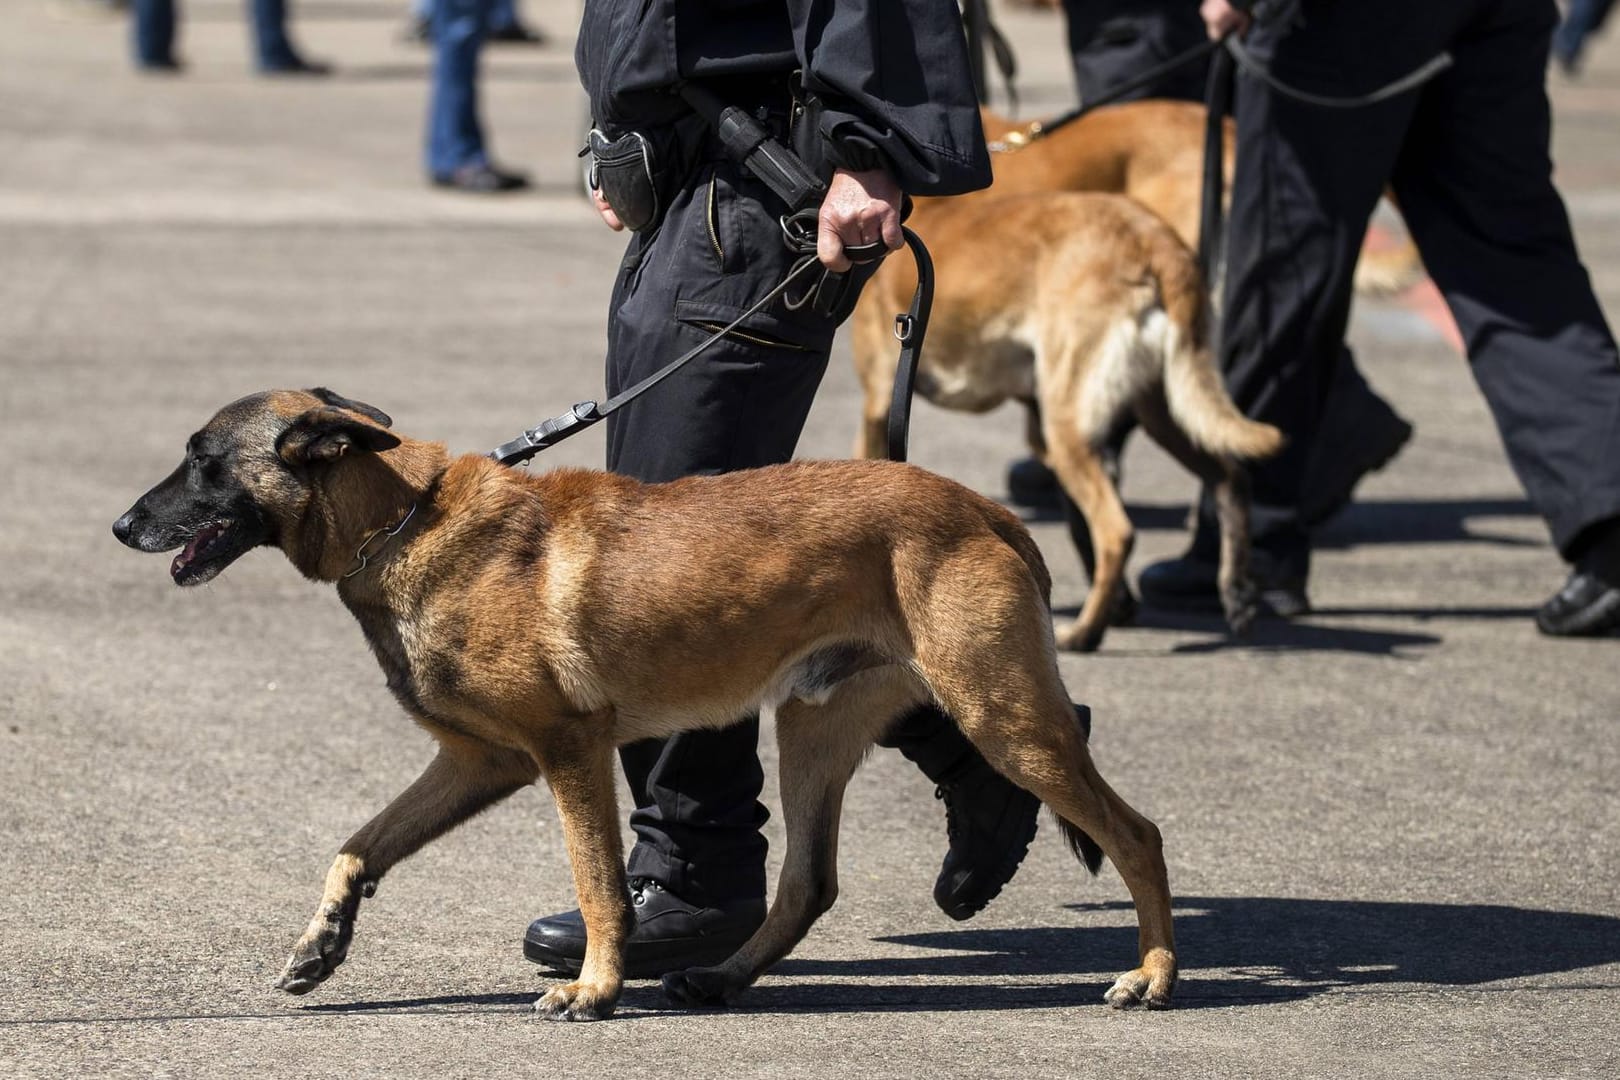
[{"x1": 112, "y1": 512, "x2": 135, "y2": 546}]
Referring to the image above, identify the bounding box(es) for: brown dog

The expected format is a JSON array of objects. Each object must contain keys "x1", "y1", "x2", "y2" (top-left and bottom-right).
[
  {"x1": 112, "y1": 389, "x2": 1178, "y2": 1020},
  {"x1": 855, "y1": 192, "x2": 1283, "y2": 652}
]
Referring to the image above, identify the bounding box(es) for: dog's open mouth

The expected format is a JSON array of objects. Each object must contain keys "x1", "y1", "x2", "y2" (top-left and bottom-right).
[{"x1": 170, "y1": 521, "x2": 240, "y2": 585}]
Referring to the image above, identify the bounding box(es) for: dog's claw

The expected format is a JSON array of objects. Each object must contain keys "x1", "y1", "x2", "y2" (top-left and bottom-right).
[{"x1": 274, "y1": 911, "x2": 352, "y2": 997}]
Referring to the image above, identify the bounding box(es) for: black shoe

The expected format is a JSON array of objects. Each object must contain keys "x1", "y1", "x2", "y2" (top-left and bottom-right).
[
  {"x1": 487, "y1": 20, "x2": 547, "y2": 45},
  {"x1": 1300, "y1": 394, "x2": 1413, "y2": 527},
  {"x1": 932, "y1": 757, "x2": 1042, "y2": 922},
  {"x1": 136, "y1": 57, "x2": 184, "y2": 74},
  {"x1": 1535, "y1": 570, "x2": 1620, "y2": 637},
  {"x1": 1007, "y1": 457, "x2": 1062, "y2": 511},
  {"x1": 431, "y1": 163, "x2": 530, "y2": 194},
  {"x1": 260, "y1": 57, "x2": 333, "y2": 77},
  {"x1": 1137, "y1": 548, "x2": 1310, "y2": 619},
  {"x1": 523, "y1": 878, "x2": 765, "y2": 980}
]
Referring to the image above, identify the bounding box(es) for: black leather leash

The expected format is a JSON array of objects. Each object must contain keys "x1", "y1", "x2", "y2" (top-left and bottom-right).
[{"x1": 990, "y1": 32, "x2": 1451, "y2": 154}]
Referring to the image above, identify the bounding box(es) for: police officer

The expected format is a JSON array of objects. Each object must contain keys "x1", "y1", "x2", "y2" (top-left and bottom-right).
[
  {"x1": 522, "y1": 0, "x2": 1046, "y2": 978},
  {"x1": 1141, "y1": 0, "x2": 1620, "y2": 637}
]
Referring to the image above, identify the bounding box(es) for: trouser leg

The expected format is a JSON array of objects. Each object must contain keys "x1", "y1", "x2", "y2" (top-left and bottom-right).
[
  {"x1": 1212, "y1": 12, "x2": 1426, "y2": 577},
  {"x1": 250, "y1": 0, "x2": 299, "y2": 69},
  {"x1": 425, "y1": 0, "x2": 490, "y2": 177},
  {"x1": 605, "y1": 156, "x2": 844, "y2": 904},
  {"x1": 1390, "y1": 0, "x2": 1620, "y2": 560},
  {"x1": 132, "y1": 0, "x2": 177, "y2": 66},
  {"x1": 1059, "y1": 0, "x2": 1207, "y2": 104}
]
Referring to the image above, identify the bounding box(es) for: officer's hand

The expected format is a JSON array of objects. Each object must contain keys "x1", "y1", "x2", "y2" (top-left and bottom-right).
[
  {"x1": 1200, "y1": 0, "x2": 1252, "y2": 40},
  {"x1": 818, "y1": 167, "x2": 903, "y2": 273},
  {"x1": 591, "y1": 187, "x2": 625, "y2": 231}
]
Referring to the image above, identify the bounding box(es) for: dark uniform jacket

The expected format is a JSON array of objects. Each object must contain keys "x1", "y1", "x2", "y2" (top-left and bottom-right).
[{"x1": 576, "y1": 0, "x2": 992, "y2": 197}]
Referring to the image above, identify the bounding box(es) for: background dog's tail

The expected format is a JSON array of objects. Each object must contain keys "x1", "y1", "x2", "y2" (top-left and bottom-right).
[{"x1": 1148, "y1": 232, "x2": 1284, "y2": 463}]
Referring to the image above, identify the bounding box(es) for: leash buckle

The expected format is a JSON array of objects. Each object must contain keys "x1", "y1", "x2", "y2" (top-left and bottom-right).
[{"x1": 894, "y1": 313, "x2": 915, "y2": 343}]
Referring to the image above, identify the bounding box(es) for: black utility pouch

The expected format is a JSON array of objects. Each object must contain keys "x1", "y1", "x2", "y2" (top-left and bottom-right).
[{"x1": 587, "y1": 128, "x2": 660, "y2": 233}]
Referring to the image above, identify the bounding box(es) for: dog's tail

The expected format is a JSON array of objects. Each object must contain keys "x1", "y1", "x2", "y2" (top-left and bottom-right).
[
  {"x1": 1053, "y1": 702, "x2": 1105, "y2": 875},
  {"x1": 1152, "y1": 238, "x2": 1284, "y2": 463}
]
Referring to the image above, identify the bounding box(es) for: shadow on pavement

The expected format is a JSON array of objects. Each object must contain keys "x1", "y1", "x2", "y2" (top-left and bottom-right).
[{"x1": 762, "y1": 895, "x2": 1620, "y2": 1010}]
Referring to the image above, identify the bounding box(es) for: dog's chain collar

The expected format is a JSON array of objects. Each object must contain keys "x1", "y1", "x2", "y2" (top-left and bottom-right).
[{"x1": 343, "y1": 503, "x2": 418, "y2": 580}]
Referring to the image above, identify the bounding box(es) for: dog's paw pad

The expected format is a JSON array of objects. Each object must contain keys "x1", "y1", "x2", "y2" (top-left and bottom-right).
[{"x1": 661, "y1": 968, "x2": 733, "y2": 1008}]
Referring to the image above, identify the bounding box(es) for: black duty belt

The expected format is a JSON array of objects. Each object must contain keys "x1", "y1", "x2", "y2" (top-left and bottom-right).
[{"x1": 491, "y1": 82, "x2": 936, "y2": 468}]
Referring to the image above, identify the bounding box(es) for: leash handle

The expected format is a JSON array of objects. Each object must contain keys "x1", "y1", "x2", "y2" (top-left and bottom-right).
[{"x1": 885, "y1": 228, "x2": 934, "y2": 464}]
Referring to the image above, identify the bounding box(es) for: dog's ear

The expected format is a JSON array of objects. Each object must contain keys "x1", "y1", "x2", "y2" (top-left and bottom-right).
[
  {"x1": 277, "y1": 406, "x2": 402, "y2": 466},
  {"x1": 308, "y1": 388, "x2": 393, "y2": 428}
]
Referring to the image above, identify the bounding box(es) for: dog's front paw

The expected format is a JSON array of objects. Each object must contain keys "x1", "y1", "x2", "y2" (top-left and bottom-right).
[
  {"x1": 533, "y1": 980, "x2": 618, "y2": 1022},
  {"x1": 274, "y1": 908, "x2": 353, "y2": 996},
  {"x1": 661, "y1": 966, "x2": 738, "y2": 1008},
  {"x1": 1222, "y1": 580, "x2": 1261, "y2": 638},
  {"x1": 1103, "y1": 965, "x2": 1175, "y2": 1010},
  {"x1": 1055, "y1": 620, "x2": 1105, "y2": 653}
]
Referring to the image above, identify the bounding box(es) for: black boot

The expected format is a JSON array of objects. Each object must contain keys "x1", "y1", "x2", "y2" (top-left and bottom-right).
[
  {"x1": 523, "y1": 877, "x2": 765, "y2": 980},
  {"x1": 881, "y1": 705, "x2": 1053, "y2": 921},
  {"x1": 1137, "y1": 514, "x2": 1311, "y2": 619}
]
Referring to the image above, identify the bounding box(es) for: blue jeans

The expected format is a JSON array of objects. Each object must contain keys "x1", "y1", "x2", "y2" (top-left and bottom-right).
[
  {"x1": 1554, "y1": 0, "x2": 1617, "y2": 63},
  {"x1": 425, "y1": 0, "x2": 494, "y2": 176},
  {"x1": 414, "y1": 0, "x2": 517, "y2": 29},
  {"x1": 131, "y1": 0, "x2": 302, "y2": 70}
]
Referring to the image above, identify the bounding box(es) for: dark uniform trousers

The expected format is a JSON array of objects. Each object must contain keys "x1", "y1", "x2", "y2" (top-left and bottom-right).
[
  {"x1": 602, "y1": 142, "x2": 968, "y2": 906},
  {"x1": 1222, "y1": 0, "x2": 1620, "y2": 576},
  {"x1": 1060, "y1": 0, "x2": 1210, "y2": 104}
]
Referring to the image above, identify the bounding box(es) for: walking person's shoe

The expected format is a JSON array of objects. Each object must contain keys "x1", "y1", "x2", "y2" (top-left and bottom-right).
[
  {"x1": 524, "y1": 878, "x2": 765, "y2": 980},
  {"x1": 260, "y1": 56, "x2": 333, "y2": 77},
  {"x1": 1536, "y1": 571, "x2": 1620, "y2": 637},
  {"x1": 432, "y1": 163, "x2": 530, "y2": 193},
  {"x1": 487, "y1": 20, "x2": 547, "y2": 45},
  {"x1": 931, "y1": 754, "x2": 1042, "y2": 921}
]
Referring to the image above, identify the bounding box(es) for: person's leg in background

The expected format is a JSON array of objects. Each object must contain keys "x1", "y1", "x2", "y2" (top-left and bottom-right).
[
  {"x1": 131, "y1": 0, "x2": 180, "y2": 71},
  {"x1": 1059, "y1": 0, "x2": 1208, "y2": 104},
  {"x1": 426, "y1": 0, "x2": 528, "y2": 192},
  {"x1": 1391, "y1": 0, "x2": 1620, "y2": 636},
  {"x1": 1553, "y1": 0, "x2": 1619, "y2": 75},
  {"x1": 1139, "y1": 5, "x2": 1426, "y2": 615},
  {"x1": 487, "y1": 0, "x2": 545, "y2": 44},
  {"x1": 250, "y1": 0, "x2": 328, "y2": 75}
]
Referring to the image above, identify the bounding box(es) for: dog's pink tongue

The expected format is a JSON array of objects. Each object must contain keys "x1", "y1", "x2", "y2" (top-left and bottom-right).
[{"x1": 171, "y1": 525, "x2": 218, "y2": 577}]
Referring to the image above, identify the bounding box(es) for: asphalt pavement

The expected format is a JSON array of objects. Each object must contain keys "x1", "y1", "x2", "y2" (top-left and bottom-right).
[{"x1": 2, "y1": 2, "x2": 1617, "y2": 1077}]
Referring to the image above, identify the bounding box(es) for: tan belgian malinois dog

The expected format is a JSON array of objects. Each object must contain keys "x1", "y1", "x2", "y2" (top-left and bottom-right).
[
  {"x1": 854, "y1": 190, "x2": 1284, "y2": 652},
  {"x1": 113, "y1": 389, "x2": 1178, "y2": 1021}
]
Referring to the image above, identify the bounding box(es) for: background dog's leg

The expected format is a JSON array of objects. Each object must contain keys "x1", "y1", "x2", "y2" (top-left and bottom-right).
[
  {"x1": 663, "y1": 672, "x2": 918, "y2": 1008},
  {"x1": 1044, "y1": 416, "x2": 1134, "y2": 652},
  {"x1": 275, "y1": 737, "x2": 537, "y2": 996},
  {"x1": 532, "y1": 722, "x2": 630, "y2": 1023},
  {"x1": 1135, "y1": 395, "x2": 1260, "y2": 634}
]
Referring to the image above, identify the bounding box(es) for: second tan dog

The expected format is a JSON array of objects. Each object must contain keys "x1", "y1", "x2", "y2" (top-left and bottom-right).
[
  {"x1": 854, "y1": 192, "x2": 1283, "y2": 652},
  {"x1": 113, "y1": 389, "x2": 1178, "y2": 1021}
]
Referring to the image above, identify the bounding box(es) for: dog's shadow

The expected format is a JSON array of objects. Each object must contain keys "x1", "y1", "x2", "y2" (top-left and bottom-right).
[{"x1": 304, "y1": 896, "x2": 1620, "y2": 1017}]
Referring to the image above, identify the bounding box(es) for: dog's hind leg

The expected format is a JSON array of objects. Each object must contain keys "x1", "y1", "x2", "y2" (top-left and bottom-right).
[
  {"x1": 915, "y1": 548, "x2": 1177, "y2": 1008},
  {"x1": 1135, "y1": 392, "x2": 1260, "y2": 635},
  {"x1": 662, "y1": 669, "x2": 923, "y2": 1007},
  {"x1": 530, "y1": 716, "x2": 634, "y2": 1022},
  {"x1": 275, "y1": 734, "x2": 538, "y2": 996}
]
